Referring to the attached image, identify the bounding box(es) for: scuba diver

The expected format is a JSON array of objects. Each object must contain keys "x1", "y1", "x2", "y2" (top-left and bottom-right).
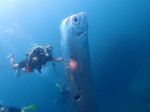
[
  {"x1": 8, "y1": 45, "x2": 62, "y2": 78},
  {"x1": 0, "y1": 104, "x2": 36, "y2": 112},
  {"x1": 54, "y1": 82, "x2": 70, "y2": 104}
]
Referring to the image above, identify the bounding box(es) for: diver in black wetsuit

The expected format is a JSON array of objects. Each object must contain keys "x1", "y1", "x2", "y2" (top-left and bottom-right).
[{"x1": 8, "y1": 45, "x2": 62, "y2": 78}]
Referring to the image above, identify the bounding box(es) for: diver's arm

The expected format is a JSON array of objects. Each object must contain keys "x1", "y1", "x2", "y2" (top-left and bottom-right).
[{"x1": 52, "y1": 57, "x2": 63, "y2": 62}]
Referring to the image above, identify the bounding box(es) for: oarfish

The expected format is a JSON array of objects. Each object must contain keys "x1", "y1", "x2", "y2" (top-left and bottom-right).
[{"x1": 60, "y1": 12, "x2": 93, "y2": 112}]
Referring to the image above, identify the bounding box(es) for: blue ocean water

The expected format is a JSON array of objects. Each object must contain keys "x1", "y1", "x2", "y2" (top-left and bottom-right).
[{"x1": 0, "y1": 0, "x2": 150, "y2": 112}]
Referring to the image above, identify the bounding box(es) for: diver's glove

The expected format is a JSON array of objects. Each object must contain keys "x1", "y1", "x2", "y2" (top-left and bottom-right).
[
  {"x1": 7, "y1": 54, "x2": 14, "y2": 58},
  {"x1": 22, "y1": 104, "x2": 36, "y2": 111}
]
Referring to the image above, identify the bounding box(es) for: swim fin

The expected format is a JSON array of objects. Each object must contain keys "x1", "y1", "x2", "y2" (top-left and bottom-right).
[
  {"x1": 22, "y1": 104, "x2": 36, "y2": 111},
  {"x1": 15, "y1": 69, "x2": 21, "y2": 78}
]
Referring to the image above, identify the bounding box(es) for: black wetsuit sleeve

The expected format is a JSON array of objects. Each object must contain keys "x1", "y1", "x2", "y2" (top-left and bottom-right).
[{"x1": 18, "y1": 60, "x2": 26, "y2": 68}]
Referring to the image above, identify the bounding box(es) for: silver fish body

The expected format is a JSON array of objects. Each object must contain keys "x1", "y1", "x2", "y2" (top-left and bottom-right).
[{"x1": 60, "y1": 12, "x2": 93, "y2": 112}]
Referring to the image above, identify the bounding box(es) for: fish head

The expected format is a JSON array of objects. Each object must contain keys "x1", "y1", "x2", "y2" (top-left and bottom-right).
[{"x1": 69, "y1": 12, "x2": 88, "y2": 37}]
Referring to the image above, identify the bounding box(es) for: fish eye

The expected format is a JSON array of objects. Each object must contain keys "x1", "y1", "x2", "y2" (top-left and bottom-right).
[
  {"x1": 72, "y1": 16, "x2": 80, "y2": 24},
  {"x1": 74, "y1": 18, "x2": 77, "y2": 22}
]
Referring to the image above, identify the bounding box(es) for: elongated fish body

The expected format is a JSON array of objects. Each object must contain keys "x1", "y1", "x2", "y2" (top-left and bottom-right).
[{"x1": 60, "y1": 12, "x2": 93, "y2": 112}]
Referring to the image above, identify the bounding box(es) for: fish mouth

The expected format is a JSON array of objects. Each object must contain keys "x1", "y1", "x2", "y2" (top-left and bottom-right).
[{"x1": 75, "y1": 31, "x2": 87, "y2": 37}]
